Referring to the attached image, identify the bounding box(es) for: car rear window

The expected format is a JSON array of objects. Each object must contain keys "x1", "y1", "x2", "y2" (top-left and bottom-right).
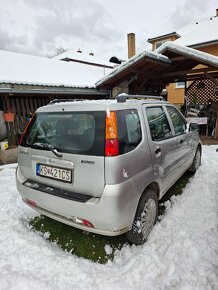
[{"x1": 21, "y1": 111, "x2": 105, "y2": 156}]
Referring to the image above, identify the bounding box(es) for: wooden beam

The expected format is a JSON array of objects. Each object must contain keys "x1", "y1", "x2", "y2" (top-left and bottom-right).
[
  {"x1": 135, "y1": 71, "x2": 218, "y2": 84},
  {"x1": 143, "y1": 57, "x2": 171, "y2": 66},
  {"x1": 185, "y1": 72, "x2": 218, "y2": 81},
  {"x1": 134, "y1": 78, "x2": 149, "y2": 94},
  {"x1": 163, "y1": 67, "x2": 218, "y2": 78},
  {"x1": 134, "y1": 68, "x2": 218, "y2": 83},
  {"x1": 171, "y1": 56, "x2": 187, "y2": 62}
]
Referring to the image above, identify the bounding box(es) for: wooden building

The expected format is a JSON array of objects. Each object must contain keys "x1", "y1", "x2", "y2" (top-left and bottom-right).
[
  {"x1": 0, "y1": 50, "x2": 108, "y2": 146},
  {"x1": 96, "y1": 42, "x2": 218, "y2": 140}
]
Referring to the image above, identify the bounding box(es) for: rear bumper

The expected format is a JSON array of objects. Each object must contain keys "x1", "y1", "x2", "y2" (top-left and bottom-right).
[{"x1": 16, "y1": 166, "x2": 140, "y2": 236}]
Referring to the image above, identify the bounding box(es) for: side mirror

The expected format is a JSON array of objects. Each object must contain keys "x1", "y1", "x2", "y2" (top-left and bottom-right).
[{"x1": 189, "y1": 123, "x2": 199, "y2": 131}]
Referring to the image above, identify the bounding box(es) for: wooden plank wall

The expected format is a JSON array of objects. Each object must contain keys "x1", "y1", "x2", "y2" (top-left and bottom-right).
[{"x1": 2, "y1": 95, "x2": 50, "y2": 146}]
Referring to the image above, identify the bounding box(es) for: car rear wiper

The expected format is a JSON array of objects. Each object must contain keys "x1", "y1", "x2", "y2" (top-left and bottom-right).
[{"x1": 30, "y1": 142, "x2": 63, "y2": 158}]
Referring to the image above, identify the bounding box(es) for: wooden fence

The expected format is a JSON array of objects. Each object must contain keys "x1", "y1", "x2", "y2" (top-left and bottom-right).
[{"x1": 2, "y1": 95, "x2": 51, "y2": 146}]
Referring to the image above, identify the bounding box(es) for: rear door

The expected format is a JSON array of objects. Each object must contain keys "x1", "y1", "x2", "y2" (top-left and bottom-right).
[
  {"x1": 19, "y1": 110, "x2": 105, "y2": 198},
  {"x1": 143, "y1": 105, "x2": 179, "y2": 194},
  {"x1": 165, "y1": 105, "x2": 193, "y2": 170}
]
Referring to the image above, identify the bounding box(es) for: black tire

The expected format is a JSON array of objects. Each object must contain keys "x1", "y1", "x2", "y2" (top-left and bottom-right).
[
  {"x1": 188, "y1": 147, "x2": 201, "y2": 174},
  {"x1": 126, "y1": 189, "x2": 158, "y2": 245}
]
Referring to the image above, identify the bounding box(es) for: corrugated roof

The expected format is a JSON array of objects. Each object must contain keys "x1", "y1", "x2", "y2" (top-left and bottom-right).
[{"x1": 0, "y1": 50, "x2": 112, "y2": 88}]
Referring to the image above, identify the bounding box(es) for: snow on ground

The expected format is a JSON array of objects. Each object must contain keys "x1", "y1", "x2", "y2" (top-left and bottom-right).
[{"x1": 0, "y1": 145, "x2": 217, "y2": 290}]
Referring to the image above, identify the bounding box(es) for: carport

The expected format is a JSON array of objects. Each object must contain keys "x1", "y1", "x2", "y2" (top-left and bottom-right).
[
  {"x1": 96, "y1": 42, "x2": 218, "y2": 139},
  {"x1": 96, "y1": 42, "x2": 218, "y2": 96}
]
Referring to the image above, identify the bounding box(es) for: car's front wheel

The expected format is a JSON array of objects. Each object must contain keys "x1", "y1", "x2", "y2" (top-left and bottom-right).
[{"x1": 126, "y1": 188, "x2": 158, "y2": 245}]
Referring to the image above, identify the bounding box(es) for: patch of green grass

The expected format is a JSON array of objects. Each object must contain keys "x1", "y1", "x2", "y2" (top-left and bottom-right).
[
  {"x1": 29, "y1": 173, "x2": 192, "y2": 263},
  {"x1": 29, "y1": 215, "x2": 129, "y2": 264}
]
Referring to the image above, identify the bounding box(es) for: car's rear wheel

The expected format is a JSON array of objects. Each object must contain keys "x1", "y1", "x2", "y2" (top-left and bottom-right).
[
  {"x1": 126, "y1": 188, "x2": 158, "y2": 245},
  {"x1": 188, "y1": 147, "x2": 201, "y2": 173}
]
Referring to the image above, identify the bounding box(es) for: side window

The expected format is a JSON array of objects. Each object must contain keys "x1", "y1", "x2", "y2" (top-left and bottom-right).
[
  {"x1": 117, "y1": 109, "x2": 142, "y2": 154},
  {"x1": 166, "y1": 106, "x2": 186, "y2": 135},
  {"x1": 146, "y1": 107, "x2": 172, "y2": 141},
  {"x1": 175, "y1": 81, "x2": 185, "y2": 88}
]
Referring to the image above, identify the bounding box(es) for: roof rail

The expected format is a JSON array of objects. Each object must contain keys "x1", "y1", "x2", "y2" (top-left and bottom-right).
[
  {"x1": 49, "y1": 99, "x2": 85, "y2": 105},
  {"x1": 116, "y1": 94, "x2": 165, "y2": 103}
]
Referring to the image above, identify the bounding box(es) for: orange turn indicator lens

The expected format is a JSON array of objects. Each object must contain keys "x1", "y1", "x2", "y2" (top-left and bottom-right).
[{"x1": 105, "y1": 111, "x2": 119, "y2": 156}]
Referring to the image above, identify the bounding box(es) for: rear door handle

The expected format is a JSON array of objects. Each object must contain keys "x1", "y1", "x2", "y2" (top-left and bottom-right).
[
  {"x1": 179, "y1": 139, "x2": 184, "y2": 144},
  {"x1": 155, "y1": 146, "x2": 161, "y2": 156}
]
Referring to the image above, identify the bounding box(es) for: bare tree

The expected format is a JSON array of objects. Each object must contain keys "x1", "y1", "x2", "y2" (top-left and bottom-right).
[{"x1": 47, "y1": 47, "x2": 68, "y2": 58}]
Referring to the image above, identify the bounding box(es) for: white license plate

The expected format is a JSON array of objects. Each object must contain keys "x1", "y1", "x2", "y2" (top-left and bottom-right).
[{"x1": 36, "y1": 164, "x2": 72, "y2": 183}]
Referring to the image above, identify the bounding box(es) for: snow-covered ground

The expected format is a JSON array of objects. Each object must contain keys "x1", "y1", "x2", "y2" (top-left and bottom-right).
[{"x1": 0, "y1": 145, "x2": 217, "y2": 290}]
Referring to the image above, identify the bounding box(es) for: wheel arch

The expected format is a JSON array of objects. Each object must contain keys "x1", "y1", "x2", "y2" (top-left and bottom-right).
[
  {"x1": 145, "y1": 181, "x2": 160, "y2": 200},
  {"x1": 126, "y1": 181, "x2": 159, "y2": 244},
  {"x1": 197, "y1": 142, "x2": 202, "y2": 155}
]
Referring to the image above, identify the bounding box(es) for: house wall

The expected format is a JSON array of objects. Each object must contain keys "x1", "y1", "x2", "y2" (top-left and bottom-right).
[
  {"x1": 197, "y1": 44, "x2": 218, "y2": 56},
  {"x1": 166, "y1": 84, "x2": 184, "y2": 106}
]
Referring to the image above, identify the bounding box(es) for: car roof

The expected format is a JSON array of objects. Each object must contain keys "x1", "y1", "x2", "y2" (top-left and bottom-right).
[{"x1": 36, "y1": 95, "x2": 171, "y2": 113}]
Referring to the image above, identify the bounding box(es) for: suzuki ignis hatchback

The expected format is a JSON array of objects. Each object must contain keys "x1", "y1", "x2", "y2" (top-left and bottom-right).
[{"x1": 16, "y1": 95, "x2": 201, "y2": 244}]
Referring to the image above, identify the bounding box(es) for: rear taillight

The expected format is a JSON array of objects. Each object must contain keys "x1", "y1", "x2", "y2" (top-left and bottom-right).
[
  {"x1": 82, "y1": 219, "x2": 94, "y2": 228},
  {"x1": 24, "y1": 199, "x2": 37, "y2": 207},
  {"x1": 105, "y1": 111, "x2": 119, "y2": 156},
  {"x1": 75, "y1": 217, "x2": 94, "y2": 228}
]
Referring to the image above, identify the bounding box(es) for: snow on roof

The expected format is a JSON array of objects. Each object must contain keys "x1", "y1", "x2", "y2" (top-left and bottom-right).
[
  {"x1": 96, "y1": 41, "x2": 218, "y2": 87},
  {"x1": 156, "y1": 41, "x2": 218, "y2": 67},
  {"x1": 147, "y1": 32, "x2": 180, "y2": 42},
  {"x1": 0, "y1": 50, "x2": 113, "y2": 88},
  {"x1": 53, "y1": 50, "x2": 114, "y2": 68},
  {"x1": 95, "y1": 50, "x2": 171, "y2": 86},
  {"x1": 175, "y1": 16, "x2": 218, "y2": 47}
]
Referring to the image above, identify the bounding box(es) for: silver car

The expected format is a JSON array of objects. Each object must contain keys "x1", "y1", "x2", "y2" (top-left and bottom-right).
[{"x1": 16, "y1": 95, "x2": 201, "y2": 244}]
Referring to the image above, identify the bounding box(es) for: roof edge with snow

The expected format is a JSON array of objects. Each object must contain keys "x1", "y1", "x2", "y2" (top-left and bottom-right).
[
  {"x1": 0, "y1": 49, "x2": 112, "y2": 89},
  {"x1": 156, "y1": 41, "x2": 218, "y2": 67},
  {"x1": 147, "y1": 32, "x2": 180, "y2": 42},
  {"x1": 189, "y1": 40, "x2": 218, "y2": 49},
  {"x1": 95, "y1": 50, "x2": 171, "y2": 87},
  {"x1": 96, "y1": 42, "x2": 218, "y2": 88}
]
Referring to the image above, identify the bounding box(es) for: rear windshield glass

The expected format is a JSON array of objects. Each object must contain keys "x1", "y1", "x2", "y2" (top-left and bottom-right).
[{"x1": 21, "y1": 111, "x2": 105, "y2": 156}]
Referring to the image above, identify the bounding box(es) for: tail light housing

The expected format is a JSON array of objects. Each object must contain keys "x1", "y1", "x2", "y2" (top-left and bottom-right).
[
  {"x1": 24, "y1": 199, "x2": 37, "y2": 207},
  {"x1": 105, "y1": 111, "x2": 119, "y2": 156},
  {"x1": 82, "y1": 219, "x2": 94, "y2": 228}
]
